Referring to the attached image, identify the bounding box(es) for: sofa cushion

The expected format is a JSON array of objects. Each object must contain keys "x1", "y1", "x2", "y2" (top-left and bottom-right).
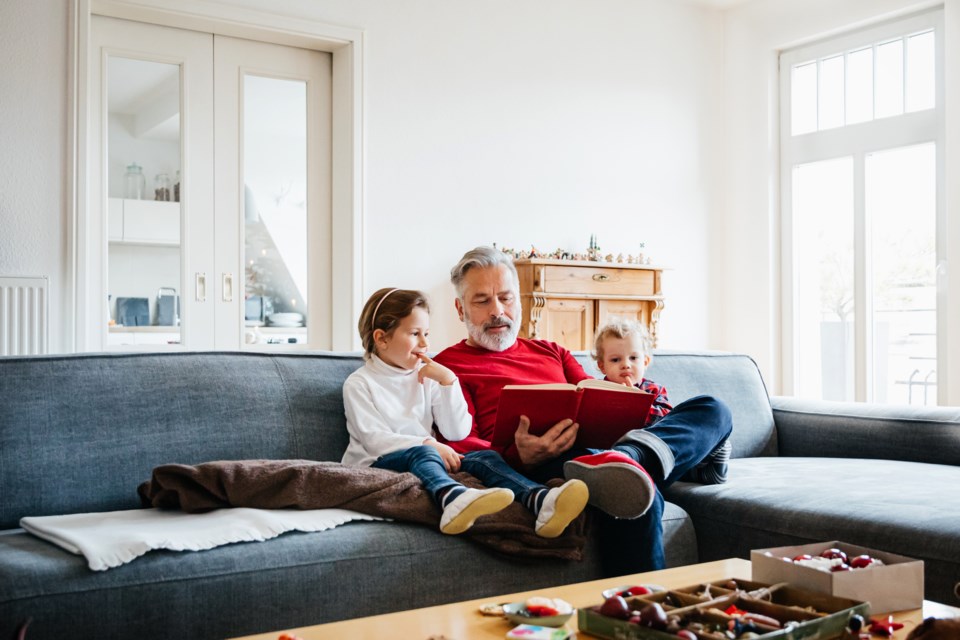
[
  {"x1": 0, "y1": 501, "x2": 697, "y2": 639},
  {"x1": 0, "y1": 352, "x2": 364, "y2": 529},
  {"x1": 664, "y1": 457, "x2": 960, "y2": 605},
  {"x1": 772, "y1": 396, "x2": 960, "y2": 466}
]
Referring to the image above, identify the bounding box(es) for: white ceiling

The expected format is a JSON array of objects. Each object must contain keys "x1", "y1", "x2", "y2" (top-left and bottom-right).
[{"x1": 107, "y1": 56, "x2": 179, "y2": 141}]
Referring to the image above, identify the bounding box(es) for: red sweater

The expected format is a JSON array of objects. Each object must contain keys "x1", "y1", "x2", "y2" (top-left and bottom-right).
[{"x1": 434, "y1": 338, "x2": 590, "y2": 467}]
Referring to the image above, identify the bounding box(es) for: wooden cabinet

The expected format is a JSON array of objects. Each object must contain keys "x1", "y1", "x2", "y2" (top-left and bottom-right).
[{"x1": 514, "y1": 259, "x2": 664, "y2": 351}]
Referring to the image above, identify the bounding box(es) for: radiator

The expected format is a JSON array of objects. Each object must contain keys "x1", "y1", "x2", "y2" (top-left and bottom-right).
[{"x1": 0, "y1": 276, "x2": 49, "y2": 356}]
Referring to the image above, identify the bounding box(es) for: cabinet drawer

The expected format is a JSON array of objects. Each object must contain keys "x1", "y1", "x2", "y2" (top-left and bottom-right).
[{"x1": 540, "y1": 265, "x2": 656, "y2": 296}]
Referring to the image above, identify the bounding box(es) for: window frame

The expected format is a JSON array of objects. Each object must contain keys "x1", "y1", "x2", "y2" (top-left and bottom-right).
[{"x1": 778, "y1": 9, "x2": 946, "y2": 404}]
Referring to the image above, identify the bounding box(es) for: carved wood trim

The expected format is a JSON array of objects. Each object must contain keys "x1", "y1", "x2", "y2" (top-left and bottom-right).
[{"x1": 528, "y1": 293, "x2": 546, "y2": 338}]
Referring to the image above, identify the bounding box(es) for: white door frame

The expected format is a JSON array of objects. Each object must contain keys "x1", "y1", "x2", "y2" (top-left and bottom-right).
[{"x1": 68, "y1": 0, "x2": 364, "y2": 351}]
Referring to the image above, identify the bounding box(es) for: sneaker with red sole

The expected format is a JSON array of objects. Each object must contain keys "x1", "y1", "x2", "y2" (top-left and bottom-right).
[{"x1": 563, "y1": 451, "x2": 655, "y2": 519}]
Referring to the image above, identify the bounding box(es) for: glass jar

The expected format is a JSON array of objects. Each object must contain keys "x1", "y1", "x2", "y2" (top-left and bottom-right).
[
  {"x1": 154, "y1": 173, "x2": 171, "y2": 202},
  {"x1": 173, "y1": 170, "x2": 181, "y2": 202},
  {"x1": 124, "y1": 163, "x2": 145, "y2": 200}
]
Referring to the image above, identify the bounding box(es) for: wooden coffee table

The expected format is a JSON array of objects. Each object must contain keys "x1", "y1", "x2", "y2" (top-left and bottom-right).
[{"x1": 232, "y1": 558, "x2": 959, "y2": 640}]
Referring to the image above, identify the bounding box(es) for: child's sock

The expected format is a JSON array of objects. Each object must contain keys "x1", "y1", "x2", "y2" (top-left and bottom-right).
[
  {"x1": 683, "y1": 438, "x2": 731, "y2": 485},
  {"x1": 439, "y1": 486, "x2": 466, "y2": 509},
  {"x1": 524, "y1": 488, "x2": 548, "y2": 515}
]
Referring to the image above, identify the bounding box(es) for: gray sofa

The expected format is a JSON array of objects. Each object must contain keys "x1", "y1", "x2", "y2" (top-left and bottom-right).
[{"x1": 1, "y1": 350, "x2": 958, "y2": 639}]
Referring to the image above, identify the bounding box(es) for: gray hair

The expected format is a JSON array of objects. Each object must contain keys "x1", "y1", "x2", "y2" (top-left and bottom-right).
[{"x1": 449, "y1": 246, "x2": 518, "y2": 298}]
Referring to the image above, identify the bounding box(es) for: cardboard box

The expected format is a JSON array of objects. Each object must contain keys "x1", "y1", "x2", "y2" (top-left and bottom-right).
[{"x1": 752, "y1": 540, "x2": 924, "y2": 613}]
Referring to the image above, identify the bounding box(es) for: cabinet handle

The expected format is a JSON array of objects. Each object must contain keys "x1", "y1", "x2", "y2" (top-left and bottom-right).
[
  {"x1": 592, "y1": 274, "x2": 609, "y2": 282},
  {"x1": 222, "y1": 273, "x2": 233, "y2": 302},
  {"x1": 195, "y1": 272, "x2": 206, "y2": 302}
]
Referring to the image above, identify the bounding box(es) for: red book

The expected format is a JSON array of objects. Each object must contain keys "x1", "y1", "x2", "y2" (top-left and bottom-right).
[{"x1": 492, "y1": 379, "x2": 655, "y2": 450}]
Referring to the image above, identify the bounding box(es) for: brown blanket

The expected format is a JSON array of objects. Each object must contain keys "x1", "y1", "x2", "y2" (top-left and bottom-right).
[{"x1": 138, "y1": 459, "x2": 587, "y2": 560}]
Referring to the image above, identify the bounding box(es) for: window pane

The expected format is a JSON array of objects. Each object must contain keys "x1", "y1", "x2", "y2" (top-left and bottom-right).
[
  {"x1": 818, "y1": 55, "x2": 844, "y2": 130},
  {"x1": 875, "y1": 39, "x2": 904, "y2": 118},
  {"x1": 866, "y1": 144, "x2": 937, "y2": 405},
  {"x1": 906, "y1": 31, "x2": 935, "y2": 112},
  {"x1": 243, "y1": 75, "x2": 308, "y2": 339},
  {"x1": 846, "y1": 47, "x2": 873, "y2": 124},
  {"x1": 793, "y1": 157, "x2": 855, "y2": 401},
  {"x1": 792, "y1": 62, "x2": 818, "y2": 135}
]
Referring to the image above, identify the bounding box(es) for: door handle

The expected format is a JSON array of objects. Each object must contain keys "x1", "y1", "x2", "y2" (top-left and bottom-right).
[
  {"x1": 195, "y1": 272, "x2": 206, "y2": 302},
  {"x1": 222, "y1": 272, "x2": 233, "y2": 302},
  {"x1": 592, "y1": 274, "x2": 610, "y2": 282}
]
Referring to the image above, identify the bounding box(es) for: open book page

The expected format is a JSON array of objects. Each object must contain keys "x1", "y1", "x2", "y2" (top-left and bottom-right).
[{"x1": 576, "y1": 378, "x2": 644, "y2": 393}]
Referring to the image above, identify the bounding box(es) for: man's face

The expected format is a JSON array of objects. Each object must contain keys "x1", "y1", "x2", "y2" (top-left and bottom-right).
[{"x1": 455, "y1": 264, "x2": 521, "y2": 352}]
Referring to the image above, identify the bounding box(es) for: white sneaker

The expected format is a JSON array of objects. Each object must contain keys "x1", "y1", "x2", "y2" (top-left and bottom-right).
[
  {"x1": 439, "y1": 488, "x2": 514, "y2": 535},
  {"x1": 534, "y1": 479, "x2": 589, "y2": 538}
]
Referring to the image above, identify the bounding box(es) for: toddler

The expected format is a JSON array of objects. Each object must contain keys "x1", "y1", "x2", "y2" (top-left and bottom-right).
[
  {"x1": 593, "y1": 319, "x2": 731, "y2": 484},
  {"x1": 341, "y1": 287, "x2": 588, "y2": 536}
]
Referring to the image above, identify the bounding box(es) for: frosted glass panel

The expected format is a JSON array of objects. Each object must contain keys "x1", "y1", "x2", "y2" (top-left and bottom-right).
[
  {"x1": 846, "y1": 47, "x2": 873, "y2": 125},
  {"x1": 243, "y1": 75, "x2": 308, "y2": 336},
  {"x1": 866, "y1": 144, "x2": 937, "y2": 405},
  {"x1": 906, "y1": 31, "x2": 935, "y2": 112},
  {"x1": 792, "y1": 62, "x2": 817, "y2": 135},
  {"x1": 793, "y1": 157, "x2": 855, "y2": 401},
  {"x1": 875, "y1": 40, "x2": 904, "y2": 119},
  {"x1": 818, "y1": 56, "x2": 844, "y2": 130}
]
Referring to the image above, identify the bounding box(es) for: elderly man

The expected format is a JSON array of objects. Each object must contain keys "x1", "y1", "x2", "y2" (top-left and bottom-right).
[{"x1": 434, "y1": 245, "x2": 732, "y2": 572}]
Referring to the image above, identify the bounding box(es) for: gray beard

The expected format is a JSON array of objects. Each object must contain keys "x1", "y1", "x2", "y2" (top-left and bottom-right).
[{"x1": 465, "y1": 316, "x2": 520, "y2": 352}]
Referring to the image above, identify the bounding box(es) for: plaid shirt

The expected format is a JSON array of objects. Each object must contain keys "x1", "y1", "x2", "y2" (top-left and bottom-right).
[{"x1": 604, "y1": 377, "x2": 673, "y2": 427}]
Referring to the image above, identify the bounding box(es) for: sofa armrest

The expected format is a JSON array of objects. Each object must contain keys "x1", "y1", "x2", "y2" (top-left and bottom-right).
[{"x1": 771, "y1": 396, "x2": 960, "y2": 466}]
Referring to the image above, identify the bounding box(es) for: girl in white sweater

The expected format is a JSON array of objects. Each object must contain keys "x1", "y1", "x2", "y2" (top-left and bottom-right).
[{"x1": 342, "y1": 287, "x2": 588, "y2": 537}]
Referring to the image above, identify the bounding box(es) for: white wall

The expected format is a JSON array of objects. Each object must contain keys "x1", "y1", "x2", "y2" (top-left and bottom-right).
[
  {"x1": 0, "y1": 0, "x2": 69, "y2": 351},
  {"x1": 227, "y1": 0, "x2": 726, "y2": 350},
  {"x1": 0, "y1": 0, "x2": 725, "y2": 354},
  {"x1": 10, "y1": 0, "x2": 952, "y2": 371},
  {"x1": 719, "y1": 0, "x2": 959, "y2": 395}
]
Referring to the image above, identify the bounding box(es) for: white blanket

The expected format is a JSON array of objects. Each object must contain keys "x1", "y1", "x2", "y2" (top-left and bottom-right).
[{"x1": 20, "y1": 507, "x2": 385, "y2": 571}]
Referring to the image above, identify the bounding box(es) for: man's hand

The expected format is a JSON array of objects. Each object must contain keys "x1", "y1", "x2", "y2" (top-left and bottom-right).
[
  {"x1": 514, "y1": 416, "x2": 578, "y2": 467},
  {"x1": 417, "y1": 353, "x2": 457, "y2": 386},
  {"x1": 423, "y1": 438, "x2": 462, "y2": 472}
]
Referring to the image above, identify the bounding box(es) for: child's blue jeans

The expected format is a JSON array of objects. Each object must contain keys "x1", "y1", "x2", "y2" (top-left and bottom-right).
[{"x1": 372, "y1": 446, "x2": 544, "y2": 507}]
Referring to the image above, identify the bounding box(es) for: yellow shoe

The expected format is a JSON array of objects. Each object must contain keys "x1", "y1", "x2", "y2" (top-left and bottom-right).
[
  {"x1": 439, "y1": 488, "x2": 514, "y2": 535},
  {"x1": 534, "y1": 479, "x2": 589, "y2": 538}
]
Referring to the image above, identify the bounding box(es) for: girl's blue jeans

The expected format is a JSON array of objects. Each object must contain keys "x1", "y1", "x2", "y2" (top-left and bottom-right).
[{"x1": 372, "y1": 447, "x2": 544, "y2": 508}]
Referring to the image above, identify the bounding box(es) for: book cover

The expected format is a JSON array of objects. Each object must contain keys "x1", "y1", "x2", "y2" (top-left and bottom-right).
[{"x1": 492, "y1": 380, "x2": 655, "y2": 450}]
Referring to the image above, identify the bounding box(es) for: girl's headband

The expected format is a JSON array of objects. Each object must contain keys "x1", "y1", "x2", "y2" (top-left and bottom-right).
[{"x1": 371, "y1": 288, "x2": 400, "y2": 330}]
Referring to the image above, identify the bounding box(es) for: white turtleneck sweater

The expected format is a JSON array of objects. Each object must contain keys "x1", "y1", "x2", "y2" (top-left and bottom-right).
[{"x1": 341, "y1": 354, "x2": 472, "y2": 467}]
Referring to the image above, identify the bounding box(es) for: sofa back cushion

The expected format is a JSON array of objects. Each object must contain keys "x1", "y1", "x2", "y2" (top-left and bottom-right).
[
  {"x1": 0, "y1": 352, "x2": 363, "y2": 529},
  {"x1": 576, "y1": 350, "x2": 776, "y2": 459},
  {"x1": 0, "y1": 349, "x2": 774, "y2": 529}
]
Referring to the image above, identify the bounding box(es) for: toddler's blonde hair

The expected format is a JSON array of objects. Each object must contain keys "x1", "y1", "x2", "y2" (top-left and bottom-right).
[{"x1": 593, "y1": 318, "x2": 653, "y2": 363}]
